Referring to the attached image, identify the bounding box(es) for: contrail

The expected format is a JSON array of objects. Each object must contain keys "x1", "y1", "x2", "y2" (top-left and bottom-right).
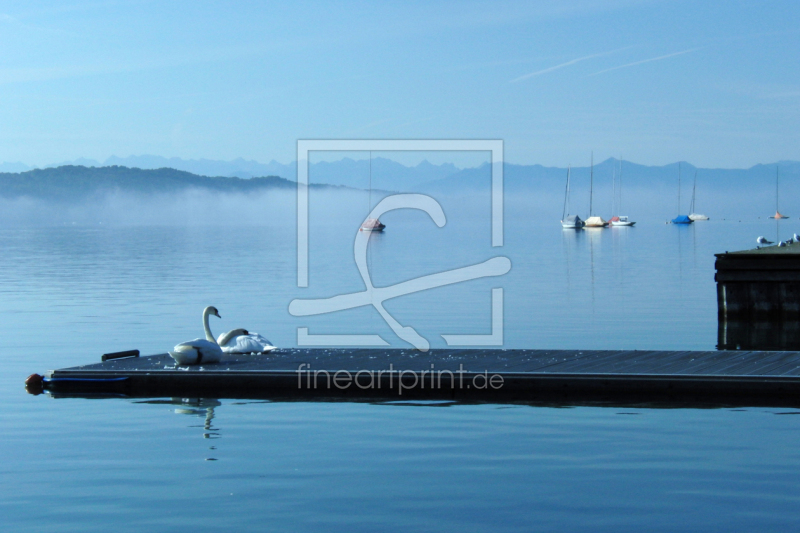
[
  {"x1": 588, "y1": 47, "x2": 705, "y2": 76},
  {"x1": 510, "y1": 46, "x2": 632, "y2": 82}
]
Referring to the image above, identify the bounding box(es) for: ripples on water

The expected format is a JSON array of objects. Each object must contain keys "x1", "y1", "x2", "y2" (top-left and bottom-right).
[{"x1": 2, "y1": 206, "x2": 800, "y2": 531}]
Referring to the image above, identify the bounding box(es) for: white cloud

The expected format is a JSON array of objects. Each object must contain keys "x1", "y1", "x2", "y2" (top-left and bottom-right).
[
  {"x1": 510, "y1": 46, "x2": 633, "y2": 82},
  {"x1": 588, "y1": 47, "x2": 705, "y2": 76}
]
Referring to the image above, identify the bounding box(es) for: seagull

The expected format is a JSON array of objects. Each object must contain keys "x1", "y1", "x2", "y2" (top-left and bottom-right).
[
  {"x1": 793, "y1": 233, "x2": 800, "y2": 243},
  {"x1": 757, "y1": 236, "x2": 773, "y2": 245},
  {"x1": 779, "y1": 241, "x2": 787, "y2": 247}
]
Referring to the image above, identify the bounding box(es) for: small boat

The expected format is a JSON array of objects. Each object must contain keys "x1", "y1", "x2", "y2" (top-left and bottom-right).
[
  {"x1": 610, "y1": 158, "x2": 635, "y2": 227},
  {"x1": 561, "y1": 215, "x2": 585, "y2": 229},
  {"x1": 770, "y1": 166, "x2": 789, "y2": 219},
  {"x1": 584, "y1": 152, "x2": 608, "y2": 228},
  {"x1": 672, "y1": 163, "x2": 693, "y2": 224},
  {"x1": 360, "y1": 218, "x2": 386, "y2": 232},
  {"x1": 688, "y1": 171, "x2": 709, "y2": 221},
  {"x1": 611, "y1": 215, "x2": 635, "y2": 227},
  {"x1": 560, "y1": 165, "x2": 585, "y2": 229},
  {"x1": 584, "y1": 216, "x2": 608, "y2": 227},
  {"x1": 360, "y1": 151, "x2": 386, "y2": 231}
]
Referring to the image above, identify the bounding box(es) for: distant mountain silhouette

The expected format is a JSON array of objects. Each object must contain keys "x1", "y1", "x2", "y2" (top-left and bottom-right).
[
  {"x1": 307, "y1": 157, "x2": 459, "y2": 191},
  {"x1": 0, "y1": 165, "x2": 313, "y2": 201},
  {"x1": 419, "y1": 158, "x2": 800, "y2": 194},
  {"x1": 102, "y1": 155, "x2": 295, "y2": 180},
  {"x1": 2, "y1": 158, "x2": 798, "y2": 203},
  {"x1": 0, "y1": 161, "x2": 32, "y2": 173}
]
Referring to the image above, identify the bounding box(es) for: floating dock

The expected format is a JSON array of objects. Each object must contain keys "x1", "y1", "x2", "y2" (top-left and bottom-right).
[
  {"x1": 716, "y1": 243, "x2": 800, "y2": 321},
  {"x1": 35, "y1": 348, "x2": 800, "y2": 406}
]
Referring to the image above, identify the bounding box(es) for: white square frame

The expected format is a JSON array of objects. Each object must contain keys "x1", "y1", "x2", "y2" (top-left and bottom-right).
[{"x1": 296, "y1": 139, "x2": 504, "y2": 287}]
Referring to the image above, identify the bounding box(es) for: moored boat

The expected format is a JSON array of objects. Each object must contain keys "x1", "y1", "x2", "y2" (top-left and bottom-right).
[
  {"x1": 560, "y1": 165, "x2": 584, "y2": 229},
  {"x1": 611, "y1": 215, "x2": 635, "y2": 226},
  {"x1": 672, "y1": 163, "x2": 692, "y2": 224},
  {"x1": 360, "y1": 218, "x2": 386, "y2": 231},
  {"x1": 610, "y1": 158, "x2": 636, "y2": 226},
  {"x1": 769, "y1": 166, "x2": 789, "y2": 219},
  {"x1": 584, "y1": 216, "x2": 608, "y2": 227},
  {"x1": 584, "y1": 152, "x2": 607, "y2": 228},
  {"x1": 561, "y1": 214, "x2": 585, "y2": 229},
  {"x1": 688, "y1": 171, "x2": 709, "y2": 220},
  {"x1": 361, "y1": 151, "x2": 386, "y2": 232}
]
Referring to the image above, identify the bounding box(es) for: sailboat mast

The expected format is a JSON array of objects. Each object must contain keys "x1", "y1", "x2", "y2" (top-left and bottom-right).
[
  {"x1": 611, "y1": 162, "x2": 616, "y2": 216},
  {"x1": 589, "y1": 152, "x2": 594, "y2": 216},
  {"x1": 619, "y1": 157, "x2": 623, "y2": 214},
  {"x1": 678, "y1": 163, "x2": 681, "y2": 214},
  {"x1": 691, "y1": 171, "x2": 697, "y2": 214},
  {"x1": 776, "y1": 166, "x2": 780, "y2": 212},
  {"x1": 562, "y1": 165, "x2": 571, "y2": 220},
  {"x1": 368, "y1": 151, "x2": 372, "y2": 214}
]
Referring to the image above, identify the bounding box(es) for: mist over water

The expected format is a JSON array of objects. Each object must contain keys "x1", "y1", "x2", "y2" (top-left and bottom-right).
[
  {"x1": 3, "y1": 182, "x2": 800, "y2": 532},
  {"x1": 0, "y1": 163, "x2": 790, "y2": 231},
  {"x1": 0, "y1": 189, "x2": 298, "y2": 227}
]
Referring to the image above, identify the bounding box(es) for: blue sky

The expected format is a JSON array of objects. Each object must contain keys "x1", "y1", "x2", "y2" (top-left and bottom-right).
[{"x1": 1, "y1": 0, "x2": 798, "y2": 168}]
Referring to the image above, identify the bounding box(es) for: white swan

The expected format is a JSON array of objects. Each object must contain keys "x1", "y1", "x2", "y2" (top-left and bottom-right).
[
  {"x1": 217, "y1": 329, "x2": 276, "y2": 354},
  {"x1": 169, "y1": 306, "x2": 224, "y2": 365},
  {"x1": 200, "y1": 305, "x2": 276, "y2": 354},
  {"x1": 169, "y1": 339, "x2": 223, "y2": 365}
]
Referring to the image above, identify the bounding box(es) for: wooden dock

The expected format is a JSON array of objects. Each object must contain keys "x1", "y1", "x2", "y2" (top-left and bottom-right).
[
  {"x1": 716, "y1": 243, "x2": 800, "y2": 321},
  {"x1": 35, "y1": 348, "x2": 800, "y2": 406}
]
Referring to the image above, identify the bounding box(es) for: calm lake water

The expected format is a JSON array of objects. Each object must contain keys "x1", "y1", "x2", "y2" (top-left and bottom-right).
[{"x1": 2, "y1": 195, "x2": 800, "y2": 531}]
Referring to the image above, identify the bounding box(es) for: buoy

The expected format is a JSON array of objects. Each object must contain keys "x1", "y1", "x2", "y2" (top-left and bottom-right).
[{"x1": 25, "y1": 373, "x2": 44, "y2": 395}]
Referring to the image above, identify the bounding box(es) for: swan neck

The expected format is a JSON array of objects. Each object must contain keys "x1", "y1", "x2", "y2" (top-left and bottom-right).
[{"x1": 203, "y1": 308, "x2": 215, "y2": 343}]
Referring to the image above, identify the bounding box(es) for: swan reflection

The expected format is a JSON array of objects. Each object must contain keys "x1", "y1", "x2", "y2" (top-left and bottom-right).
[
  {"x1": 137, "y1": 397, "x2": 222, "y2": 439},
  {"x1": 172, "y1": 397, "x2": 221, "y2": 439}
]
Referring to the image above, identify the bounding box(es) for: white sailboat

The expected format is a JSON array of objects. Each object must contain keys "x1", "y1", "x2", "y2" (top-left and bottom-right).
[
  {"x1": 561, "y1": 165, "x2": 584, "y2": 229},
  {"x1": 769, "y1": 166, "x2": 788, "y2": 219},
  {"x1": 688, "y1": 171, "x2": 709, "y2": 221},
  {"x1": 360, "y1": 151, "x2": 386, "y2": 232},
  {"x1": 584, "y1": 152, "x2": 607, "y2": 228},
  {"x1": 610, "y1": 157, "x2": 635, "y2": 226}
]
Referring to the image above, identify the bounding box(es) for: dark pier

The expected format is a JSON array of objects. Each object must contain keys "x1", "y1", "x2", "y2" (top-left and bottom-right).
[
  {"x1": 36, "y1": 348, "x2": 800, "y2": 407},
  {"x1": 716, "y1": 244, "x2": 800, "y2": 320},
  {"x1": 716, "y1": 243, "x2": 800, "y2": 350}
]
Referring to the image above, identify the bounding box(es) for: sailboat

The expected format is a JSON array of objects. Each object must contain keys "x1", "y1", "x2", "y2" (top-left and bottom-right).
[
  {"x1": 671, "y1": 162, "x2": 693, "y2": 225},
  {"x1": 560, "y1": 165, "x2": 584, "y2": 229},
  {"x1": 688, "y1": 171, "x2": 709, "y2": 221},
  {"x1": 360, "y1": 152, "x2": 386, "y2": 232},
  {"x1": 769, "y1": 166, "x2": 788, "y2": 219},
  {"x1": 584, "y1": 152, "x2": 608, "y2": 228},
  {"x1": 610, "y1": 157, "x2": 635, "y2": 226}
]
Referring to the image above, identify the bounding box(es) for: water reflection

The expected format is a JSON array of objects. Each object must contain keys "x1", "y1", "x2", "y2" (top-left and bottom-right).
[
  {"x1": 137, "y1": 397, "x2": 222, "y2": 439},
  {"x1": 718, "y1": 320, "x2": 800, "y2": 351}
]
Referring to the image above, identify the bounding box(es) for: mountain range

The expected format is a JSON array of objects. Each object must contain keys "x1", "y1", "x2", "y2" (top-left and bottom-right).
[
  {"x1": 0, "y1": 165, "x2": 301, "y2": 202},
  {"x1": 1, "y1": 156, "x2": 799, "y2": 202}
]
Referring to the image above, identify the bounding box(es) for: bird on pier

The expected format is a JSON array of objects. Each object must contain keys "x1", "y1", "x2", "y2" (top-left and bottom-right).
[
  {"x1": 779, "y1": 241, "x2": 787, "y2": 247},
  {"x1": 793, "y1": 234, "x2": 800, "y2": 243},
  {"x1": 199, "y1": 305, "x2": 276, "y2": 355},
  {"x1": 757, "y1": 236, "x2": 773, "y2": 245}
]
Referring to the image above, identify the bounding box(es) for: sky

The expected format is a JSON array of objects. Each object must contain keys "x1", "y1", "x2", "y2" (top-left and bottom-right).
[{"x1": 0, "y1": 0, "x2": 798, "y2": 169}]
